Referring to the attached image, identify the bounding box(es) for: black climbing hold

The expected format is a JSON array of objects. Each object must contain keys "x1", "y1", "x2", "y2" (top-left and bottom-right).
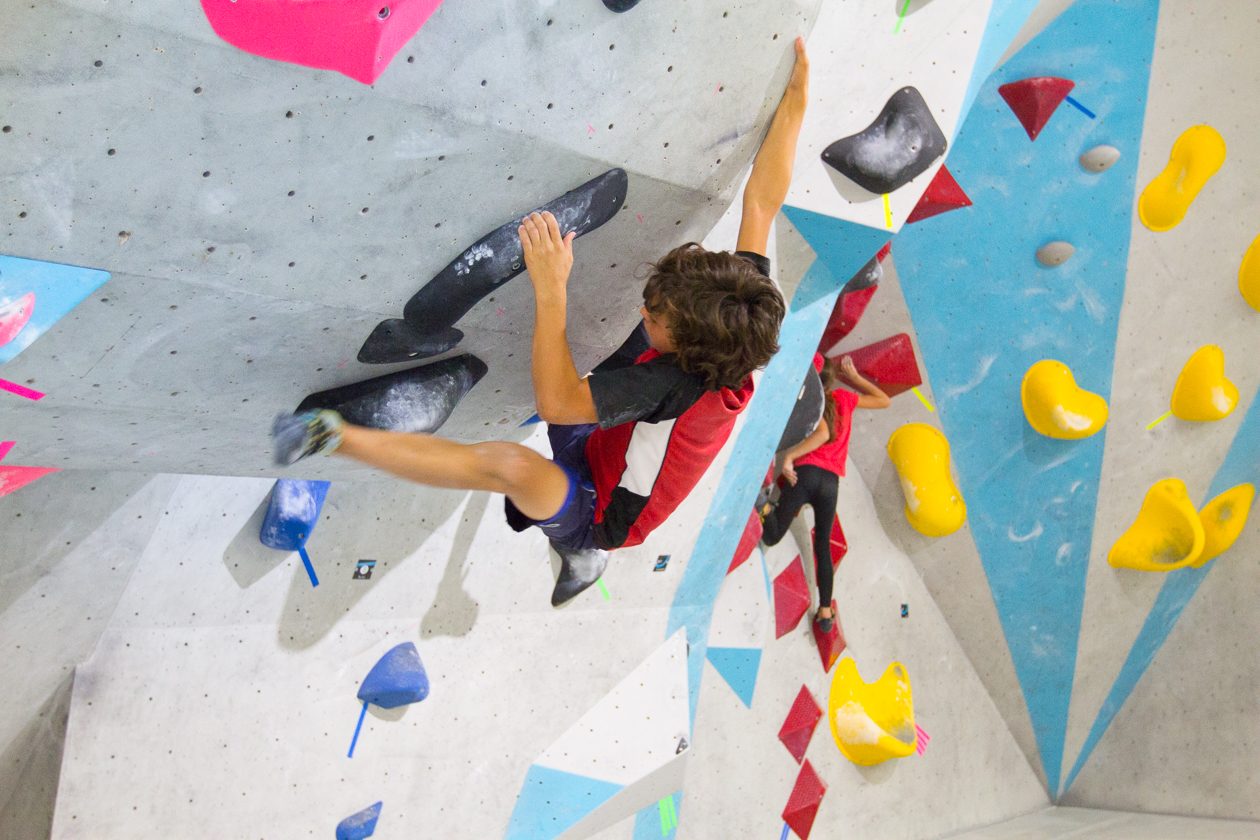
[
  {"x1": 776, "y1": 365, "x2": 824, "y2": 453},
  {"x1": 821, "y1": 87, "x2": 947, "y2": 195},
  {"x1": 603, "y1": 0, "x2": 643, "y2": 11},
  {"x1": 358, "y1": 168, "x2": 629, "y2": 364},
  {"x1": 296, "y1": 354, "x2": 487, "y2": 434}
]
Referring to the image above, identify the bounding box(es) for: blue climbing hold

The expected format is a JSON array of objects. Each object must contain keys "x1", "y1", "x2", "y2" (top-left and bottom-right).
[
  {"x1": 358, "y1": 642, "x2": 430, "y2": 709},
  {"x1": 259, "y1": 479, "x2": 331, "y2": 551},
  {"x1": 335, "y1": 801, "x2": 382, "y2": 840}
]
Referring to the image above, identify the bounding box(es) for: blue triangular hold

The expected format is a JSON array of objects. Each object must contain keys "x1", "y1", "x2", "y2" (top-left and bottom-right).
[
  {"x1": 358, "y1": 642, "x2": 429, "y2": 709},
  {"x1": 891, "y1": 0, "x2": 1159, "y2": 796},
  {"x1": 0, "y1": 254, "x2": 110, "y2": 364},
  {"x1": 504, "y1": 764, "x2": 623, "y2": 839},
  {"x1": 706, "y1": 647, "x2": 763, "y2": 708},
  {"x1": 335, "y1": 801, "x2": 382, "y2": 840}
]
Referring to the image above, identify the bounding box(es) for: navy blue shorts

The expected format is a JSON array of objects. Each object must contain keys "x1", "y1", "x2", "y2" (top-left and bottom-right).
[{"x1": 503, "y1": 423, "x2": 598, "y2": 552}]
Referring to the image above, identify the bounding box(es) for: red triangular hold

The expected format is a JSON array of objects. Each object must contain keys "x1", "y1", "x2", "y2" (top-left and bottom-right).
[
  {"x1": 838, "y1": 333, "x2": 922, "y2": 398},
  {"x1": 773, "y1": 556, "x2": 811, "y2": 639},
  {"x1": 906, "y1": 165, "x2": 972, "y2": 224},
  {"x1": 812, "y1": 600, "x2": 846, "y2": 672},
  {"x1": 817, "y1": 244, "x2": 890, "y2": 354},
  {"x1": 778, "y1": 685, "x2": 823, "y2": 764},
  {"x1": 782, "y1": 759, "x2": 827, "y2": 840},
  {"x1": 998, "y1": 76, "x2": 1075, "y2": 141},
  {"x1": 0, "y1": 465, "x2": 58, "y2": 497},
  {"x1": 727, "y1": 507, "x2": 764, "y2": 575},
  {"x1": 810, "y1": 515, "x2": 848, "y2": 571}
]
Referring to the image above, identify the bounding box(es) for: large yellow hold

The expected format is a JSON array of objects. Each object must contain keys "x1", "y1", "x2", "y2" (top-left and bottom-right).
[
  {"x1": 1137, "y1": 125, "x2": 1226, "y2": 232},
  {"x1": 887, "y1": 423, "x2": 966, "y2": 537},
  {"x1": 828, "y1": 658, "x2": 916, "y2": 766},
  {"x1": 1194, "y1": 483, "x2": 1256, "y2": 567},
  {"x1": 1171, "y1": 345, "x2": 1238, "y2": 422},
  {"x1": 1108, "y1": 478, "x2": 1205, "y2": 571},
  {"x1": 1020, "y1": 360, "x2": 1108, "y2": 439},
  {"x1": 1240, "y1": 235, "x2": 1260, "y2": 312}
]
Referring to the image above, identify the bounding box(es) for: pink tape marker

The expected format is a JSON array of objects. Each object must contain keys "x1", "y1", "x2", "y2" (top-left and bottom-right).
[
  {"x1": 0, "y1": 441, "x2": 14, "y2": 462},
  {"x1": 0, "y1": 379, "x2": 44, "y2": 400},
  {"x1": 200, "y1": 0, "x2": 446, "y2": 85},
  {"x1": 914, "y1": 723, "x2": 931, "y2": 756}
]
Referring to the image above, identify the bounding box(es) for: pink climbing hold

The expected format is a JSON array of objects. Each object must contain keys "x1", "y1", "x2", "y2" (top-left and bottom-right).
[
  {"x1": 812, "y1": 600, "x2": 845, "y2": 673},
  {"x1": 841, "y1": 333, "x2": 922, "y2": 398},
  {"x1": 199, "y1": 0, "x2": 447, "y2": 85},
  {"x1": 782, "y1": 759, "x2": 826, "y2": 840},
  {"x1": 997, "y1": 76, "x2": 1075, "y2": 141},
  {"x1": 773, "y1": 556, "x2": 810, "y2": 639},
  {"x1": 906, "y1": 165, "x2": 972, "y2": 224},
  {"x1": 0, "y1": 292, "x2": 34, "y2": 347},
  {"x1": 727, "y1": 507, "x2": 764, "y2": 575},
  {"x1": 0, "y1": 465, "x2": 58, "y2": 497},
  {"x1": 778, "y1": 685, "x2": 823, "y2": 764},
  {"x1": 811, "y1": 515, "x2": 848, "y2": 571}
]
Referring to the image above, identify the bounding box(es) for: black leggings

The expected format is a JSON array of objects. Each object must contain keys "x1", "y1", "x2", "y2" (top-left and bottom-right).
[{"x1": 762, "y1": 464, "x2": 838, "y2": 606}]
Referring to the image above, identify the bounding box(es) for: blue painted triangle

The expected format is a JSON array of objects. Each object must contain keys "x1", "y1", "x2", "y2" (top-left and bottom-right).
[
  {"x1": 706, "y1": 646, "x2": 763, "y2": 708},
  {"x1": 890, "y1": 0, "x2": 1160, "y2": 796},
  {"x1": 504, "y1": 764, "x2": 624, "y2": 840},
  {"x1": 954, "y1": 0, "x2": 1041, "y2": 141},
  {"x1": 1064, "y1": 388, "x2": 1260, "y2": 794},
  {"x1": 0, "y1": 254, "x2": 110, "y2": 364},
  {"x1": 631, "y1": 790, "x2": 682, "y2": 840}
]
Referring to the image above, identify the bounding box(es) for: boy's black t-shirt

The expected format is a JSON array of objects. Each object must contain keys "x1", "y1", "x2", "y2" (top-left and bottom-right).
[{"x1": 587, "y1": 250, "x2": 771, "y2": 429}]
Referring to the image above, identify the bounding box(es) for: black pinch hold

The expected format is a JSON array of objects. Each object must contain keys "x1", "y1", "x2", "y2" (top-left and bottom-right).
[
  {"x1": 603, "y1": 0, "x2": 644, "y2": 11},
  {"x1": 821, "y1": 87, "x2": 947, "y2": 195},
  {"x1": 358, "y1": 168, "x2": 629, "y2": 364},
  {"x1": 296, "y1": 353, "x2": 488, "y2": 434},
  {"x1": 776, "y1": 364, "x2": 824, "y2": 454}
]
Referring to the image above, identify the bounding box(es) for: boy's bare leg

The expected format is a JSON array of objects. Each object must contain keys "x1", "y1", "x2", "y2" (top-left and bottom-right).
[{"x1": 335, "y1": 424, "x2": 572, "y2": 521}]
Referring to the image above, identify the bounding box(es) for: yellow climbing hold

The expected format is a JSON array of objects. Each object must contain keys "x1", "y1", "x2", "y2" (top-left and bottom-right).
[
  {"x1": 1108, "y1": 478, "x2": 1205, "y2": 571},
  {"x1": 1138, "y1": 125, "x2": 1226, "y2": 232},
  {"x1": 1170, "y1": 345, "x2": 1238, "y2": 422},
  {"x1": 1020, "y1": 360, "x2": 1108, "y2": 440},
  {"x1": 828, "y1": 658, "x2": 916, "y2": 766},
  {"x1": 1193, "y1": 483, "x2": 1256, "y2": 567},
  {"x1": 887, "y1": 423, "x2": 966, "y2": 537},
  {"x1": 1240, "y1": 234, "x2": 1260, "y2": 312}
]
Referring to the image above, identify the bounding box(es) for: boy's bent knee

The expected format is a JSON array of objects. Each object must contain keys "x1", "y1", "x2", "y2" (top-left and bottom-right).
[{"x1": 471, "y1": 442, "x2": 554, "y2": 495}]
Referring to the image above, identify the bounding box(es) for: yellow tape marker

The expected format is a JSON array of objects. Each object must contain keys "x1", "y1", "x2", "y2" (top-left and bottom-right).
[
  {"x1": 883, "y1": 194, "x2": 893, "y2": 229},
  {"x1": 912, "y1": 386, "x2": 935, "y2": 413},
  {"x1": 1145, "y1": 410, "x2": 1172, "y2": 431}
]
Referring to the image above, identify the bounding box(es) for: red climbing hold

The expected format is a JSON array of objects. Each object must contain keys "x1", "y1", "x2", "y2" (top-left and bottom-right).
[
  {"x1": 998, "y1": 76, "x2": 1075, "y2": 141},
  {"x1": 810, "y1": 515, "x2": 848, "y2": 571},
  {"x1": 773, "y1": 556, "x2": 810, "y2": 639},
  {"x1": 906, "y1": 165, "x2": 972, "y2": 224},
  {"x1": 842, "y1": 333, "x2": 922, "y2": 398},
  {"x1": 727, "y1": 507, "x2": 763, "y2": 575},
  {"x1": 782, "y1": 759, "x2": 827, "y2": 840},
  {"x1": 778, "y1": 685, "x2": 823, "y2": 764},
  {"x1": 812, "y1": 600, "x2": 846, "y2": 672},
  {"x1": 817, "y1": 244, "x2": 890, "y2": 354}
]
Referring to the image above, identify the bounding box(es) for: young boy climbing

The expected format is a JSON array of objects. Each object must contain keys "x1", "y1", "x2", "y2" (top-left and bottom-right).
[
  {"x1": 760, "y1": 353, "x2": 889, "y2": 631},
  {"x1": 272, "y1": 38, "x2": 811, "y2": 605}
]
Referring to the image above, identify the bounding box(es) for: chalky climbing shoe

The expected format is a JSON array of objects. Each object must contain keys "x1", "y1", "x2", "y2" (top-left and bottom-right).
[
  {"x1": 551, "y1": 545, "x2": 609, "y2": 607},
  {"x1": 272, "y1": 410, "x2": 345, "y2": 465}
]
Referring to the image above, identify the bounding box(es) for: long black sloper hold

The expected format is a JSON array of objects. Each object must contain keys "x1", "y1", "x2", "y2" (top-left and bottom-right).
[
  {"x1": 776, "y1": 364, "x2": 824, "y2": 454},
  {"x1": 358, "y1": 168, "x2": 629, "y2": 364},
  {"x1": 603, "y1": 0, "x2": 644, "y2": 10},
  {"x1": 821, "y1": 87, "x2": 947, "y2": 195},
  {"x1": 296, "y1": 354, "x2": 488, "y2": 434}
]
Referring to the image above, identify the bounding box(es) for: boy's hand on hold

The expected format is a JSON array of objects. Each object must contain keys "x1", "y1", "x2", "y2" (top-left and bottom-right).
[
  {"x1": 787, "y1": 36, "x2": 809, "y2": 103},
  {"x1": 519, "y1": 211, "x2": 576, "y2": 304}
]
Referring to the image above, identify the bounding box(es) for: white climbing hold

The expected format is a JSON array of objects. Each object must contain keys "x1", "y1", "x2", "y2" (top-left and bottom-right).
[
  {"x1": 1036, "y1": 241, "x2": 1076, "y2": 267},
  {"x1": 1079, "y1": 145, "x2": 1121, "y2": 173}
]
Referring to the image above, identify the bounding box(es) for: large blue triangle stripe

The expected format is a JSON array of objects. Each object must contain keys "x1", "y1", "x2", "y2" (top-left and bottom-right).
[
  {"x1": 1063, "y1": 388, "x2": 1260, "y2": 795},
  {"x1": 890, "y1": 0, "x2": 1160, "y2": 795},
  {"x1": 706, "y1": 646, "x2": 764, "y2": 708},
  {"x1": 504, "y1": 764, "x2": 624, "y2": 839}
]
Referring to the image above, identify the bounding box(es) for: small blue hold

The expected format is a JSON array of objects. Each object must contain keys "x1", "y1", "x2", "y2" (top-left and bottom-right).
[
  {"x1": 358, "y1": 642, "x2": 429, "y2": 709},
  {"x1": 260, "y1": 479, "x2": 331, "y2": 551},
  {"x1": 335, "y1": 801, "x2": 382, "y2": 840}
]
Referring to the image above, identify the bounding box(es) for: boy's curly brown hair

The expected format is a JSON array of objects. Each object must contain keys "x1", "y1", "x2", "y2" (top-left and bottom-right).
[{"x1": 643, "y1": 243, "x2": 785, "y2": 390}]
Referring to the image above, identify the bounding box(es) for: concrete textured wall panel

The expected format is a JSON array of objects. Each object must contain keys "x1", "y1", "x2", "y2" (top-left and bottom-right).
[{"x1": 2, "y1": 0, "x2": 822, "y2": 475}]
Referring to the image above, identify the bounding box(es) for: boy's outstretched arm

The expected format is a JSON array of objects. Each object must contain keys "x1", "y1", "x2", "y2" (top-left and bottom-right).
[
  {"x1": 520, "y1": 211, "x2": 600, "y2": 424},
  {"x1": 737, "y1": 36, "x2": 809, "y2": 256}
]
